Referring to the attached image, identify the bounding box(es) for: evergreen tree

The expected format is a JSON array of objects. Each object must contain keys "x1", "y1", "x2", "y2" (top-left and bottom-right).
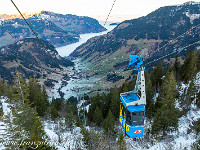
[
  {"x1": 145, "y1": 71, "x2": 155, "y2": 119},
  {"x1": 7, "y1": 70, "x2": 52, "y2": 149},
  {"x1": 185, "y1": 80, "x2": 196, "y2": 110},
  {"x1": 87, "y1": 93, "x2": 101, "y2": 122},
  {"x1": 12, "y1": 70, "x2": 29, "y2": 104},
  {"x1": 81, "y1": 127, "x2": 101, "y2": 150},
  {"x1": 173, "y1": 55, "x2": 181, "y2": 82},
  {"x1": 181, "y1": 50, "x2": 198, "y2": 83},
  {"x1": 117, "y1": 131, "x2": 125, "y2": 150},
  {"x1": 101, "y1": 92, "x2": 111, "y2": 119},
  {"x1": 50, "y1": 105, "x2": 60, "y2": 121},
  {"x1": 120, "y1": 81, "x2": 129, "y2": 93},
  {"x1": 110, "y1": 87, "x2": 120, "y2": 119},
  {"x1": 93, "y1": 106, "x2": 103, "y2": 127},
  {"x1": 65, "y1": 113, "x2": 74, "y2": 129},
  {"x1": 0, "y1": 80, "x2": 5, "y2": 96},
  {"x1": 75, "y1": 111, "x2": 81, "y2": 127},
  {"x1": 151, "y1": 71, "x2": 181, "y2": 136},
  {"x1": 196, "y1": 49, "x2": 200, "y2": 71},
  {"x1": 193, "y1": 119, "x2": 200, "y2": 150},
  {"x1": 103, "y1": 110, "x2": 115, "y2": 135},
  {"x1": 151, "y1": 61, "x2": 164, "y2": 92},
  {"x1": 79, "y1": 109, "x2": 86, "y2": 126},
  {"x1": 127, "y1": 79, "x2": 136, "y2": 91},
  {"x1": 28, "y1": 77, "x2": 49, "y2": 117}
]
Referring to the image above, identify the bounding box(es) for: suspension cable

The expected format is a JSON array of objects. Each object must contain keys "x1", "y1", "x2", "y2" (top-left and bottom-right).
[
  {"x1": 0, "y1": 24, "x2": 18, "y2": 41},
  {"x1": 103, "y1": 0, "x2": 117, "y2": 26},
  {"x1": 145, "y1": 40, "x2": 200, "y2": 66},
  {"x1": 11, "y1": 0, "x2": 43, "y2": 45},
  {"x1": 144, "y1": 23, "x2": 200, "y2": 65},
  {"x1": 148, "y1": 23, "x2": 200, "y2": 56}
]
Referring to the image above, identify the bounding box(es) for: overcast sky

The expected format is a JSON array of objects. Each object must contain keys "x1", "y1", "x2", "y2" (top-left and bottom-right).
[{"x1": 1, "y1": 0, "x2": 200, "y2": 21}]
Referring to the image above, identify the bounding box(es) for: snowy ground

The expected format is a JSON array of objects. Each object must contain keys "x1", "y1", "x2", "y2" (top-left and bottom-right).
[
  {"x1": 0, "y1": 97, "x2": 12, "y2": 150},
  {"x1": 48, "y1": 58, "x2": 101, "y2": 100},
  {"x1": 0, "y1": 97, "x2": 85, "y2": 150},
  {"x1": 43, "y1": 120, "x2": 85, "y2": 150}
]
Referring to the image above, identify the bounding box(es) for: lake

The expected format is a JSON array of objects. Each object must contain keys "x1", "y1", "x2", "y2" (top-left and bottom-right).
[{"x1": 56, "y1": 24, "x2": 116, "y2": 57}]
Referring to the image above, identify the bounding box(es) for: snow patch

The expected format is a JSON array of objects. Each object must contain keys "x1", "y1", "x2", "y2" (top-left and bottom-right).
[
  {"x1": 38, "y1": 14, "x2": 50, "y2": 20},
  {"x1": 185, "y1": 12, "x2": 200, "y2": 24}
]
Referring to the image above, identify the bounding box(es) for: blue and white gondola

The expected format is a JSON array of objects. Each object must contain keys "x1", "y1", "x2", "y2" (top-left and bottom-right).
[{"x1": 119, "y1": 55, "x2": 146, "y2": 138}]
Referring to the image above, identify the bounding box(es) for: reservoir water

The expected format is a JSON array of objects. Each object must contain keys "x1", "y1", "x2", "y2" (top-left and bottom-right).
[{"x1": 56, "y1": 24, "x2": 116, "y2": 57}]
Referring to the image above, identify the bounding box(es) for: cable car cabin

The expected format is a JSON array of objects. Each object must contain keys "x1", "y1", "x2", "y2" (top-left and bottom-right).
[
  {"x1": 119, "y1": 92, "x2": 145, "y2": 138},
  {"x1": 119, "y1": 55, "x2": 146, "y2": 138}
]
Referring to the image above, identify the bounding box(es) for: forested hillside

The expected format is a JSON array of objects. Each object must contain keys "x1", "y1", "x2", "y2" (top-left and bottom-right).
[
  {"x1": 0, "y1": 38, "x2": 73, "y2": 84},
  {"x1": 0, "y1": 48, "x2": 200, "y2": 149}
]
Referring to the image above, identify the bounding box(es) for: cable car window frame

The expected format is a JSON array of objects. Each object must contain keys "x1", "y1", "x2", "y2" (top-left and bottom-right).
[
  {"x1": 126, "y1": 110, "x2": 132, "y2": 125},
  {"x1": 132, "y1": 111, "x2": 144, "y2": 126}
]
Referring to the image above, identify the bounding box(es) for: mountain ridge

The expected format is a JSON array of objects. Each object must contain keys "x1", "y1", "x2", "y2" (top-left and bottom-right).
[
  {"x1": 0, "y1": 11, "x2": 106, "y2": 48},
  {"x1": 70, "y1": 2, "x2": 200, "y2": 85},
  {"x1": 36, "y1": 11, "x2": 107, "y2": 34}
]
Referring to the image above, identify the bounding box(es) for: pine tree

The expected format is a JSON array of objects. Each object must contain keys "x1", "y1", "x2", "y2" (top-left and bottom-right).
[
  {"x1": 28, "y1": 77, "x2": 49, "y2": 117},
  {"x1": 120, "y1": 82, "x2": 129, "y2": 93},
  {"x1": 117, "y1": 131, "x2": 125, "y2": 150},
  {"x1": 127, "y1": 79, "x2": 136, "y2": 91},
  {"x1": 110, "y1": 87, "x2": 120, "y2": 119},
  {"x1": 50, "y1": 105, "x2": 60, "y2": 121},
  {"x1": 81, "y1": 127, "x2": 101, "y2": 149},
  {"x1": 101, "y1": 92, "x2": 110, "y2": 119},
  {"x1": 12, "y1": 70, "x2": 29, "y2": 104},
  {"x1": 103, "y1": 110, "x2": 115, "y2": 135},
  {"x1": 93, "y1": 106, "x2": 103, "y2": 127},
  {"x1": 0, "y1": 80, "x2": 5, "y2": 96},
  {"x1": 145, "y1": 71, "x2": 155, "y2": 119},
  {"x1": 185, "y1": 80, "x2": 196, "y2": 110},
  {"x1": 65, "y1": 113, "x2": 74, "y2": 129},
  {"x1": 87, "y1": 93, "x2": 101, "y2": 122},
  {"x1": 151, "y1": 61, "x2": 164, "y2": 92},
  {"x1": 181, "y1": 50, "x2": 198, "y2": 83},
  {"x1": 7, "y1": 70, "x2": 52, "y2": 149},
  {"x1": 173, "y1": 55, "x2": 181, "y2": 82},
  {"x1": 79, "y1": 109, "x2": 85, "y2": 126},
  {"x1": 151, "y1": 71, "x2": 181, "y2": 136}
]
